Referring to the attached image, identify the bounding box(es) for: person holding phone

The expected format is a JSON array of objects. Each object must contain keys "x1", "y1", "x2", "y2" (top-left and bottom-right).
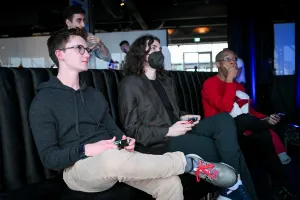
[
  {"x1": 201, "y1": 48, "x2": 298, "y2": 199},
  {"x1": 118, "y1": 34, "x2": 257, "y2": 200},
  {"x1": 202, "y1": 48, "x2": 290, "y2": 164},
  {"x1": 63, "y1": 5, "x2": 111, "y2": 69}
]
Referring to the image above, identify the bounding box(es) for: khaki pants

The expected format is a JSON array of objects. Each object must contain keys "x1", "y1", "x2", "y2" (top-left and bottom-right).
[{"x1": 63, "y1": 149, "x2": 186, "y2": 200}]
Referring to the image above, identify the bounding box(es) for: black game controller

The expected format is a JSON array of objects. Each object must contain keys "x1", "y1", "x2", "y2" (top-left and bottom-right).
[
  {"x1": 113, "y1": 138, "x2": 131, "y2": 148},
  {"x1": 187, "y1": 117, "x2": 198, "y2": 124}
]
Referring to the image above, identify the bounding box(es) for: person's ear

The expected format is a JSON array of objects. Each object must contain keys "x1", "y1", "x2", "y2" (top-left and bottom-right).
[
  {"x1": 216, "y1": 61, "x2": 221, "y2": 68},
  {"x1": 65, "y1": 19, "x2": 72, "y2": 28},
  {"x1": 55, "y1": 50, "x2": 64, "y2": 61}
]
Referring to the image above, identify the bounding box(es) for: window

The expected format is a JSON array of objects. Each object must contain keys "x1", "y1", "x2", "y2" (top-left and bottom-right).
[
  {"x1": 274, "y1": 23, "x2": 295, "y2": 75},
  {"x1": 168, "y1": 42, "x2": 228, "y2": 71}
]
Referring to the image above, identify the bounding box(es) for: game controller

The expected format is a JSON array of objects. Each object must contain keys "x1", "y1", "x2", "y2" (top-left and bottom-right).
[
  {"x1": 113, "y1": 138, "x2": 131, "y2": 148},
  {"x1": 187, "y1": 117, "x2": 198, "y2": 124}
]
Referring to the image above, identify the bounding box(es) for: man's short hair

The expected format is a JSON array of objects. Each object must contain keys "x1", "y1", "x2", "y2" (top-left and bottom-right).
[
  {"x1": 215, "y1": 48, "x2": 237, "y2": 62},
  {"x1": 119, "y1": 40, "x2": 129, "y2": 46},
  {"x1": 63, "y1": 5, "x2": 85, "y2": 22},
  {"x1": 47, "y1": 28, "x2": 88, "y2": 68}
]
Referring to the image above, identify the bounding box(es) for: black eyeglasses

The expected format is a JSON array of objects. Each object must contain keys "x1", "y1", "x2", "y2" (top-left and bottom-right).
[
  {"x1": 59, "y1": 45, "x2": 92, "y2": 55},
  {"x1": 217, "y1": 57, "x2": 238, "y2": 62}
]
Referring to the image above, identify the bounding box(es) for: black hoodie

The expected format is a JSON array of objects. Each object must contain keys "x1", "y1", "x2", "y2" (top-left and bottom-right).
[{"x1": 29, "y1": 76, "x2": 123, "y2": 170}]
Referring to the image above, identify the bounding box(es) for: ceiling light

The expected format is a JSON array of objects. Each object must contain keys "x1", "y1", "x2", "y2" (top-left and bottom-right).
[
  {"x1": 194, "y1": 27, "x2": 210, "y2": 34},
  {"x1": 167, "y1": 29, "x2": 175, "y2": 35}
]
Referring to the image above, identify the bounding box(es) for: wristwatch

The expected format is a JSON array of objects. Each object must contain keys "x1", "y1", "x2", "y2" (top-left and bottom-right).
[{"x1": 79, "y1": 144, "x2": 88, "y2": 159}]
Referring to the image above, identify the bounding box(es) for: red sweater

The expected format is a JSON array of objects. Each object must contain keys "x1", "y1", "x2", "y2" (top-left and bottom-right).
[
  {"x1": 201, "y1": 75, "x2": 287, "y2": 155},
  {"x1": 201, "y1": 75, "x2": 266, "y2": 119}
]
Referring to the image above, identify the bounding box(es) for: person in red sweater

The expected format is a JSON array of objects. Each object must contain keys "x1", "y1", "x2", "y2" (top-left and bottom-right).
[
  {"x1": 201, "y1": 49, "x2": 290, "y2": 165},
  {"x1": 201, "y1": 48, "x2": 297, "y2": 199}
]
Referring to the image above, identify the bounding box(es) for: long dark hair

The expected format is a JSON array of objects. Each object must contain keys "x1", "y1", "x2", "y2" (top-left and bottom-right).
[{"x1": 123, "y1": 34, "x2": 165, "y2": 76}]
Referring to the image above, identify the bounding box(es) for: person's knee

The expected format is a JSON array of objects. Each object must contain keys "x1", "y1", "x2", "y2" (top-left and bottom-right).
[
  {"x1": 167, "y1": 176, "x2": 182, "y2": 191},
  {"x1": 153, "y1": 176, "x2": 183, "y2": 198},
  {"x1": 217, "y1": 112, "x2": 234, "y2": 120},
  {"x1": 215, "y1": 112, "x2": 236, "y2": 127}
]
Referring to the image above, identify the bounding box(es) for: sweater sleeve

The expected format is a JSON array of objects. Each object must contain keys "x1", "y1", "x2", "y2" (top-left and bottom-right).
[
  {"x1": 94, "y1": 46, "x2": 112, "y2": 62},
  {"x1": 250, "y1": 108, "x2": 267, "y2": 119},
  {"x1": 29, "y1": 98, "x2": 81, "y2": 170},
  {"x1": 202, "y1": 79, "x2": 237, "y2": 113}
]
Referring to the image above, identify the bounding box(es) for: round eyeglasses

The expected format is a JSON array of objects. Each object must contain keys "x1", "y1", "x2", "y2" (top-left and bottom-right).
[
  {"x1": 59, "y1": 45, "x2": 92, "y2": 55},
  {"x1": 217, "y1": 57, "x2": 238, "y2": 62}
]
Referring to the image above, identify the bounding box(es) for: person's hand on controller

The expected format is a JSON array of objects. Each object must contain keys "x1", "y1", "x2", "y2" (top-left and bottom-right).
[
  {"x1": 121, "y1": 135, "x2": 135, "y2": 152},
  {"x1": 85, "y1": 137, "x2": 118, "y2": 157},
  {"x1": 166, "y1": 121, "x2": 194, "y2": 137},
  {"x1": 166, "y1": 115, "x2": 200, "y2": 137}
]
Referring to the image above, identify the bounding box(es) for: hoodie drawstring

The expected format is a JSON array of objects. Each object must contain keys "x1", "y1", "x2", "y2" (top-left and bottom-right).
[
  {"x1": 72, "y1": 91, "x2": 81, "y2": 136},
  {"x1": 79, "y1": 90, "x2": 101, "y2": 130}
]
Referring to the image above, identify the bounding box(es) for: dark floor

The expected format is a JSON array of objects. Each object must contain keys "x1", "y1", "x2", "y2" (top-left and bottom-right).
[{"x1": 251, "y1": 143, "x2": 300, "y2": 200}]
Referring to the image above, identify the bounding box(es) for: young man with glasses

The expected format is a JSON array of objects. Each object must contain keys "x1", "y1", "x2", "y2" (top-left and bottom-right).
[
  {"x1": 63, "y1": 5, "x2": 111, "y2": 68},
  {"x1": 28, "y1": 28, "x2": 239, "y2": 200},
  {"x1": 201, "y1": 49, "x2": 297, "y2": 199}
]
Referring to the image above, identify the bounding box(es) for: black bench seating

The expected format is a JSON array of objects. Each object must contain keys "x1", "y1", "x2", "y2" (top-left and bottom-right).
[{"x1": 0, "y1": 67, "x2": 217, "y2": 200}]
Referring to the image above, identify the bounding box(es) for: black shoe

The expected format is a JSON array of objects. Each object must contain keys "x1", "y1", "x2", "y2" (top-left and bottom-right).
[{"x1": 275, "y1": 186, "x2": 298, "y2": 200}]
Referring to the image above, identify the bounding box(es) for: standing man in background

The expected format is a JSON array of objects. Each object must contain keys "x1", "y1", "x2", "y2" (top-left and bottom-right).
[
  {"x1": 63, "y1": 5, "x2": 111, "y2": 68},
  {"x1": 119, "y1": 40, "x2": 130, "y2": 70},
  {"x1": 119, "y1": 40, "x2": 130, "y2": 54}
]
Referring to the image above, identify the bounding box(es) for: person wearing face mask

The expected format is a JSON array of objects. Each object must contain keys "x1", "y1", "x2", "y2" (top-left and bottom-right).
[{"x1": 118, "y1": 34, "x2": 256, "y2": 200}]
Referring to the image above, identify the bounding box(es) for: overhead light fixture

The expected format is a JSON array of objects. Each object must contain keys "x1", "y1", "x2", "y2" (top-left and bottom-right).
[
  {"x1": 167, "y1": 29, "x2": 175, "y2": 35},
  {"x1": 194, "y1": 27, "x2": 210, "y2": 34},
  {"x1": 120, "y1": 2, "x2": 124, "y2": 6}
]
